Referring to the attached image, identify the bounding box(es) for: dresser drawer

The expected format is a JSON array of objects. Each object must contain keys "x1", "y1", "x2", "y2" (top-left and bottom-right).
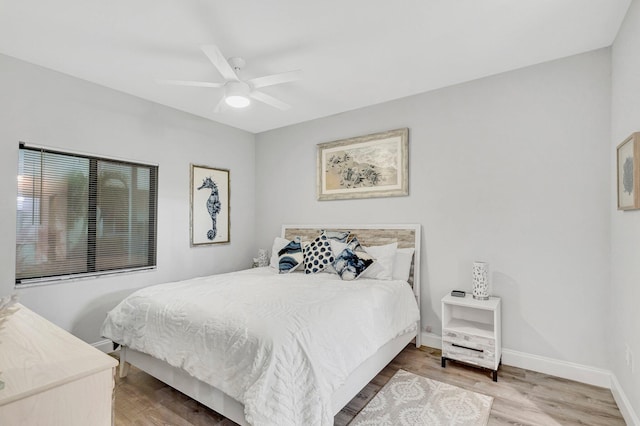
[{"x1": 442, "y1": 328, "x2": 496, "y2": 369}]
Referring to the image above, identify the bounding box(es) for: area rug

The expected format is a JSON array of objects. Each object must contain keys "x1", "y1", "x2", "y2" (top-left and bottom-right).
[{"x1": 350, "y1": 369, "x2": 493, "y2": 426}]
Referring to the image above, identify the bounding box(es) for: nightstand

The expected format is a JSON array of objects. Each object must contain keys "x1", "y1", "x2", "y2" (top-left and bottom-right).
[{"x1": 441, "y1": 293, "x2": 502, "y2": 381}]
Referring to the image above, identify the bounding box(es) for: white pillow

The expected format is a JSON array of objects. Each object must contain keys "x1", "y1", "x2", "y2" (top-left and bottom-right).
[
  {"x1": 269, "y1": 237, "x2": 291, "y2": 269},
  {"x1": 393, "y1": 247, "x2": 415, "y2": 282},
  {"x1": 361, "y1": 242, "x2": 398, "y2": 280}
]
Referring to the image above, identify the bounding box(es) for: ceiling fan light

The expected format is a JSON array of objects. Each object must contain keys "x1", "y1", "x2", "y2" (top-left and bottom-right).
[
  {"x1": 225, "y1": 81, "x2": 251, "y2": 108},
  {"x1": 225, "y1": 95, "x2": 250, "y2": 108}
]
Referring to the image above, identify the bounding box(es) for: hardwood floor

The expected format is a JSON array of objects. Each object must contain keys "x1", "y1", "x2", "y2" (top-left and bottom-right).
[{"x1": 112, "y1": 346, "x2": 625, "y2": 425}]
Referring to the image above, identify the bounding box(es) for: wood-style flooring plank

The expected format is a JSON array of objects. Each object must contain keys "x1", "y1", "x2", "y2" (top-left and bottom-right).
[{"x1": 112, "y1": 345, "x2": 625, "y2": 425}]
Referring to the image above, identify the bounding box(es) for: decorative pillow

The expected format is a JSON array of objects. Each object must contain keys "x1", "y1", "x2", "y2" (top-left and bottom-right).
[
  {"x1": 270, "y1": 237, "x2": 291, "y2": 269},
  {"x1": 321, "y1": 230, "x2": 351, "y2": 243},
  {"x1": 278, "y1": 238, "x2": 304, "y2": 273},
  {"x1": 322, "y1": 230, "x2": 351, "y2": 274},
  {"x1": 329, "y1": 239, "x2": 348, "y2": 256},
  {"x1": 361, "y1": 242, "x2": 398, "y2": 280},
  {"x1": 393, "y1": 247, "x2": 415, "y2": 282},
  {"x1": 303, "y1": 232, "x2": 335, "y2": 274},
  {"x1": 332, "y1": 237, "x2": 375, "y2": 281}
]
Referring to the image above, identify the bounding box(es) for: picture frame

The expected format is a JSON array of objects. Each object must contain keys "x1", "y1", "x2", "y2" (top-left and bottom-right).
[
  {"x1": 190, "y1": 164, "x2": 230, "y2": 245},
  {"x1": 617, "y1": 132, "x2": 640, "y2": 211},
  {"x1": 316, "y1": 128, "x2": 409, "y2": 200}
]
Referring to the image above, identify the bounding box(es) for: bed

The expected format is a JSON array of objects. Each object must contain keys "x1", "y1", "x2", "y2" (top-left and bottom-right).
[{"x1": 102, "y1": 224, "x2": 421, "y2": 426}]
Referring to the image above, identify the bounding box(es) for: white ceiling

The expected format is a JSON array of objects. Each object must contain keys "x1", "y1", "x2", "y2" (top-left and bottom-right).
[{"x1": 0, "y1": 1, "x2": 631, "y2": 134}]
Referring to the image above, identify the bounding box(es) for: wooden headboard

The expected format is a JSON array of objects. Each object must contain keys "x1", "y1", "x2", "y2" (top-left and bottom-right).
[{"x1": 282, "y1": 224, "x2": 420, "y2": 292}]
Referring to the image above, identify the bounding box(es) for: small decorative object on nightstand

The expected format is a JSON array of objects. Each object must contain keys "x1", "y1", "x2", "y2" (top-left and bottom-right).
[
  {"x1": 441, "y1": 293, "x2": 501, "y2": 381},
  {"x1": 0, "y1": 294, "x2": 19, "y2": 391},
  {"x1": 472, "y1": 261, "x2": 489, "y2": 300},
  {"x1": 252, "y1": 248, "x2": 269, "y2": 268},
  {"x1": 0, "y1": 294, "x2": 19, "y2": 329}
]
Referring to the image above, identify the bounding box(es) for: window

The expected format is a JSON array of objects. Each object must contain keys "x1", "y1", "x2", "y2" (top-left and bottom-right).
[{"x1": 16, "y1": 143, "x2": 158, "y2": 285}]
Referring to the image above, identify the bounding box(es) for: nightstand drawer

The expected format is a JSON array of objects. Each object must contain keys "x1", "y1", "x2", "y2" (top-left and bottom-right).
[
  {"x1": 442, "y1": 328, "x2": 496, "y2": 368},
  {"x1": 442, "y1": 340, "x2": 495, "y2": 369},
  {"x1": 442, "y1": 328, "x2": 495, "y2": 350}
]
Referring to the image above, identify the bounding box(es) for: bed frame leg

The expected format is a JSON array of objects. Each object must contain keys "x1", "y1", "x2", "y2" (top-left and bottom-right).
[
  {"x1": 119, "y1": 360, "x2": 130, "y2": 378},
  {"x1": 119, "y1": 347, "x2": 130, "y2": 378}
]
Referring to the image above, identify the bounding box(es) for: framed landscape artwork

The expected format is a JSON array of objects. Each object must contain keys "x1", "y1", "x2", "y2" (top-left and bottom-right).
[
  {"x1": 190, "y1": 164, "x2": 230, "y2": 245},
  {"x1": 617, "y1": 132, "x2": 640, "y2": 211},
  {"x1": 316, "y1": 128, "x2": 409, "y2": 200}
]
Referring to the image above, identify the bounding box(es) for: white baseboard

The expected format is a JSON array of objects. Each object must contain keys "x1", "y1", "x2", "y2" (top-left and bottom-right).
[
  {"x1": 502, "y1": 349, "x2": 640, "y2": 424},
  {"x1": 610, "y1": 374, "x2": 640, "y2": 426},
  {"x1": 422, "y1": 332, "x2": 609, "y2": 386},
  {"x1": 501, "y1": 348, "x2": 611, "y2": 388},
  {"x1": 420, "y1": 332, "x2": 442, "y2": 350},
  {"x1": 91, "y1": 339, "x2": 115, "y2": 354},
  {"x1": 421, "y1": 332, "x2": 638, "y2": 424}
]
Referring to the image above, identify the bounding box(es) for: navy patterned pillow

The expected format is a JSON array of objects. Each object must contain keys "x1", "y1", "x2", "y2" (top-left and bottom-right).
[
  {"x1": 278, "y1": 238, "x2": 303, "y2": 273},
  {"x1": 303, "y1": 232, "x2": 335, "y2": 274},
  {"x1": 332, "y1": 237, "x2": 375, "y2": 281}
]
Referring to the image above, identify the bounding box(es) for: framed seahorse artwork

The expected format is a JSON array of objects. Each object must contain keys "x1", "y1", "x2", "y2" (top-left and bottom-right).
[{"x1": 190, "y1": 164, "x2": 230, "y2": 245}]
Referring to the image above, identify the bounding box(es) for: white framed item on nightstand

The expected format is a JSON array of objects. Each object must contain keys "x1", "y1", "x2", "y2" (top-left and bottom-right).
[{"x1": 440, "y1": 293, "x2": 502, "y2": 381}]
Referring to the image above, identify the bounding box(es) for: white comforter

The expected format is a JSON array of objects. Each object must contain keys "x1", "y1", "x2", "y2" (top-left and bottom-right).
[{"x1": 101, "y1": 267, "x2": 419, "y2": 426}]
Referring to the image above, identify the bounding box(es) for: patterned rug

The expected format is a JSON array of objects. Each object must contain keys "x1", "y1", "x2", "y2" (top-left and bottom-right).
[{"x1": 350, "y1": 369, "x2": 493, "y2": 426}]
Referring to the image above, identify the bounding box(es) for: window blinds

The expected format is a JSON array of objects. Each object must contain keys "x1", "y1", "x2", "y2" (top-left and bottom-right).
[{"x1": 16, "y1": 144, "x2": 158, "y2": 284}]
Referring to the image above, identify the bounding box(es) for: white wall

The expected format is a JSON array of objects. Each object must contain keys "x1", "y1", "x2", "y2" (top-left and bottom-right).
[
  {"x1": 611, "y1": 0, "x2": 640, "y2": 418},
  {"x1": 0, "y1": 36, "x2": 624, "y2": 399},
  {"x1": 256, "y1": 49, "x2": 612, "y2": 369},
  {"x1": 0, "y1": 54, "x2": 256, "y2": 345}
]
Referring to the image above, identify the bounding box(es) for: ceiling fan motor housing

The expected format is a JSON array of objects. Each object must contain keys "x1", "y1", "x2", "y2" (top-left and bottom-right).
[
  {"x1": 227, "y1": 57, "x2": 246, "y2": 71},
  {"x1": 225, "y1": 80, "x2": 251, "y2": 108}
]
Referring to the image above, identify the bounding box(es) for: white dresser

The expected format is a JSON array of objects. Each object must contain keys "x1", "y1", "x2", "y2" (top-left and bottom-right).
[{"x1": 0, "y1": 304, "x2": 118, "y2": 425}]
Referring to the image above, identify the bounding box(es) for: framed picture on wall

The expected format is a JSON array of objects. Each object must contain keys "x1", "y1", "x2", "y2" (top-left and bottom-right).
[
  {"x1": 190, "y1": 164, "x2": 230, "y2": 245},
  {"x1": 617, "y1": 132, "x2": 640, "y2": 211},
  {"x1": 316, "y1": 128, "x2": 409, "y2": 200}
]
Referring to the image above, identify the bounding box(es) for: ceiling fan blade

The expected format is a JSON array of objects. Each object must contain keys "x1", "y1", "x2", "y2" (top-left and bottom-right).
[
  {"x1": 156, "y1": 79, "x2": 224, "y2": 88},
  {"x1": 213, "y1": 96, "x2": 227, "y2": 113},
  {"x1": 249, "y1": 91, "x2": 291, "y2": 110},
  {"x1": 248, "y1": 70, "x2": 302, "y2": 89},
  {"x1": 202, "y1": 45, "x2": 238, "y2": 81}
]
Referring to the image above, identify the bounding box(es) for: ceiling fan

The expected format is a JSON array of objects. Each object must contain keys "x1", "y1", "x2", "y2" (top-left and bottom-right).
[{"x1": 156, "y1": 44, "x2": 302, "y2": 112}]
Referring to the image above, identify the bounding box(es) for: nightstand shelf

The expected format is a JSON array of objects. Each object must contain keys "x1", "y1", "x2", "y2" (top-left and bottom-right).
[
  {"x1": 444, "y1": 318, "x2": 494, "y2": 338},
  {"x1": 441, "y1": 294, "x2": 502, "y2": 381}
]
